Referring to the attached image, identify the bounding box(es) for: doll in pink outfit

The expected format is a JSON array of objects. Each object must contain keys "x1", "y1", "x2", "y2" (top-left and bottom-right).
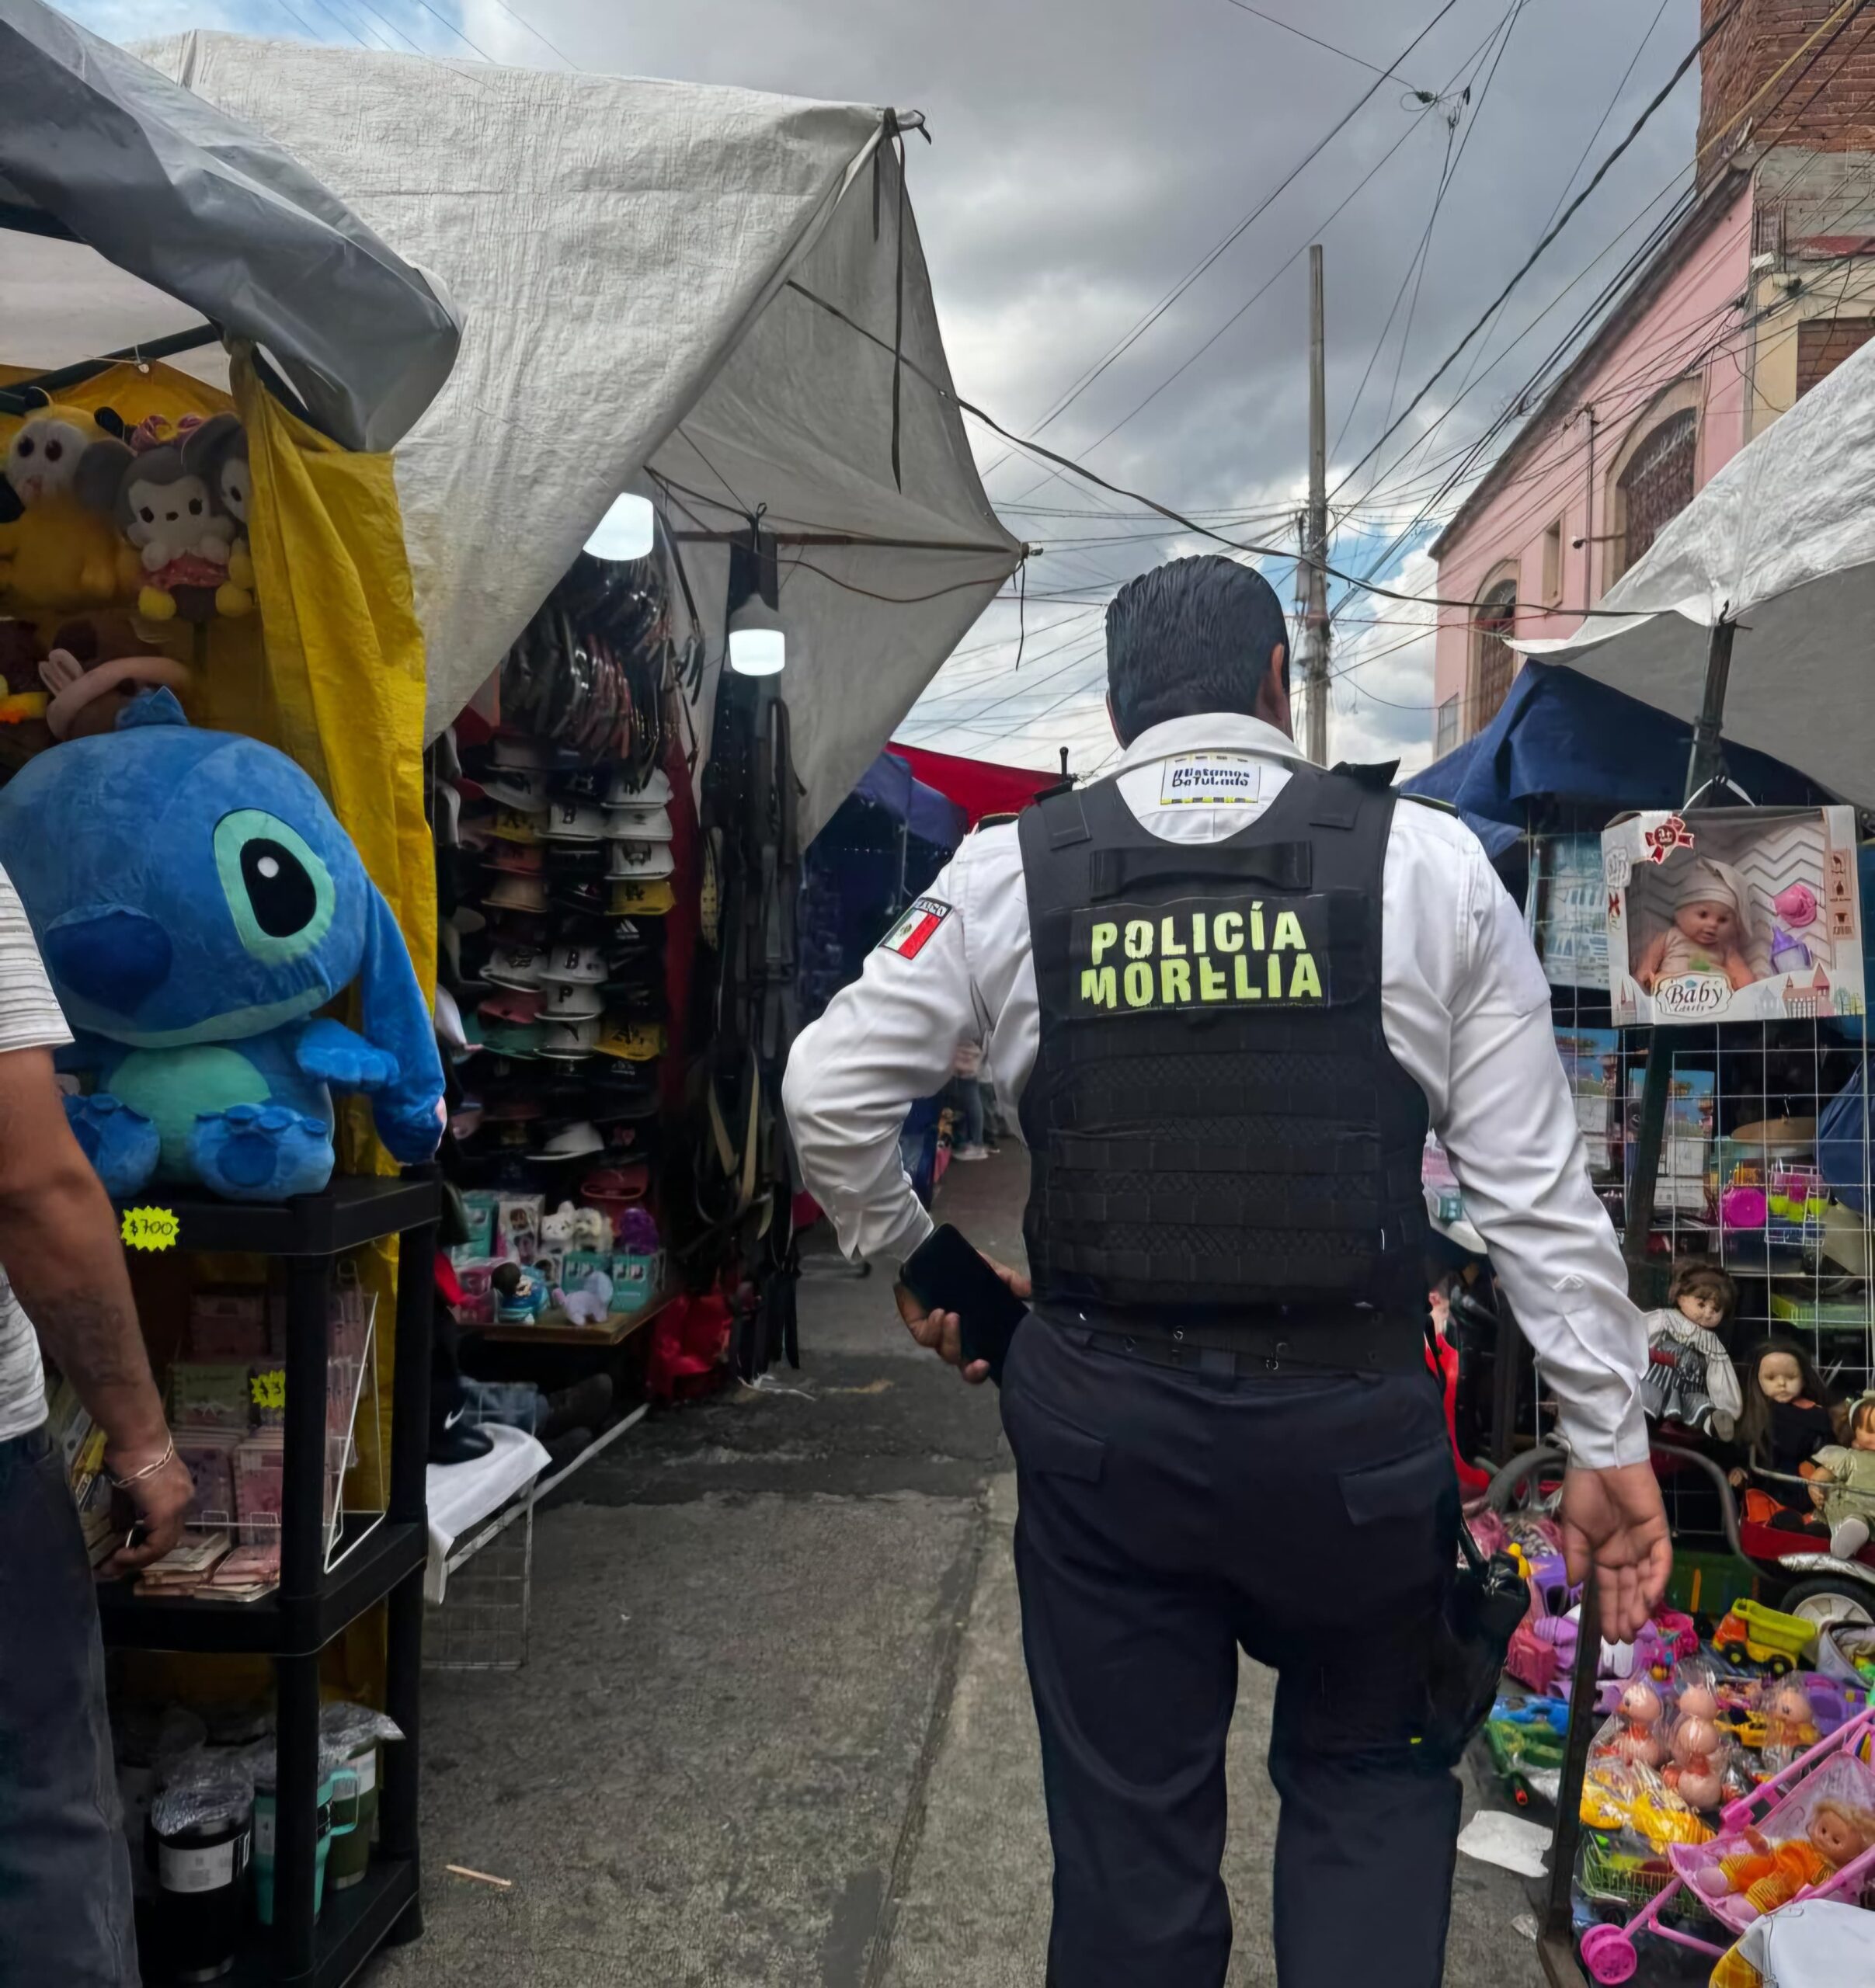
[{"x1": 1637, "y1": 860, "x2": 1756, "y2": 992}]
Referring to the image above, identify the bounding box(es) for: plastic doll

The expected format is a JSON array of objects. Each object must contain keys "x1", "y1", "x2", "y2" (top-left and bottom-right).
[
  {"x1": 1640, "y1": 1263, "x2": 1743, "y2": 1437},
  {"x1": 1636, "y1": 860, "x2": 1757, "y2": 992},
  {"x1": 1729, "y1": 1340, "x2": 1840, "y2": 1531},
  {"x1": 1758, "y1": 1679, "x2": 1822, "y2": 1761},
  {"x1": 1695, "y1": 1800, "x2": 1875, "y2": 1914},
  {"x1": 1807, "y1": 1394, "x2": 1875, "y2": 1560},
  {"x1": 1612, "y1": 1679, "x2": 1666, "y2": 1768}
]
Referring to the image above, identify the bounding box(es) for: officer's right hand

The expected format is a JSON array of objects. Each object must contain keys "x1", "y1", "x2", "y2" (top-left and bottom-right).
[
  {"x1": 893, "y1": 1256, "x2": 1031, "y2": 1386},
  {"x1": 1557, "y1": 1462, "x2": 1673, "y2": 1645}
]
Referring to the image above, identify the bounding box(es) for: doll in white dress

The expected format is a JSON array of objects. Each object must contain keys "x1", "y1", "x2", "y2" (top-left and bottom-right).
[{"x1": 1639, "y1": 1263, "x2": 1743, "y2": 1438}]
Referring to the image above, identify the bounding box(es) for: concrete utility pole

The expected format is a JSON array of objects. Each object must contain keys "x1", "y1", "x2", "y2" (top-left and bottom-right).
[{"x1": 1303, "y1": 243, "x2": 1331, "y2": 766}]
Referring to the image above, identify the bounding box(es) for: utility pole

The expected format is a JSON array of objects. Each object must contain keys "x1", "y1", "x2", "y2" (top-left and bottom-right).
[{"x1": 1303, "y1": 243, "x2": 1331, "y2": 766}]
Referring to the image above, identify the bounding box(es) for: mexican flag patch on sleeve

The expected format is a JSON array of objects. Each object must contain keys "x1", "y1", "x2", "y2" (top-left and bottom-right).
[{"x1": 880, "y1": 897, "x2": 952, "y2": 960}]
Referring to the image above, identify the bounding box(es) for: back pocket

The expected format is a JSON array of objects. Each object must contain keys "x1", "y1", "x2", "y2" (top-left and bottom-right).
[
  {"x1": 1339, "y1": 1438, "x2": 1453, "y2": 1527},
  {"x1": 1004, "y1": 1391, "x2": 1105, "y2": 1484}
]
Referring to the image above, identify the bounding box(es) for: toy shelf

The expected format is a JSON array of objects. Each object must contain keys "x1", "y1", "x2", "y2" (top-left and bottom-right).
[{"x1": 106, "y1": 1171, "x2": 439, "y2": 1988}]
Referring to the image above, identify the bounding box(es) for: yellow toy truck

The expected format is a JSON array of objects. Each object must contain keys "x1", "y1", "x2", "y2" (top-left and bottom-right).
[{"x1": 1711, "y1": 1599, "x2": 1818, "y2": 1676}]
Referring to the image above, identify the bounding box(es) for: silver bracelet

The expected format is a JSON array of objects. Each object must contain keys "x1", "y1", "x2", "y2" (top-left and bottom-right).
[{"x1": 107, "y1": 1438, "x2": 176, "y2": 1490}]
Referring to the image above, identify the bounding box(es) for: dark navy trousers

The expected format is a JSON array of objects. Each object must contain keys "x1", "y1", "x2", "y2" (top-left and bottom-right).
[{"x1": 1000, "y1": 1319, "x2": 1463, "y2": 1988}]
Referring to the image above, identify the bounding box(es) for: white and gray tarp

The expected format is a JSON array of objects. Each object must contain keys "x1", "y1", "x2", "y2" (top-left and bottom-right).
[
  {"x1": 1516, "y1": 320, "x2": 1875, "y2": 808},
  {"x1": 84, "y1": 33, "x2": 1021, "y2": 838}
]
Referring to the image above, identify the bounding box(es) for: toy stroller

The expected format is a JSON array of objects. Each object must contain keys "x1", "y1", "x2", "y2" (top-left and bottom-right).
[{"x1": 1577, "y1": 1705, "x2": 1875, "y2": 1983}]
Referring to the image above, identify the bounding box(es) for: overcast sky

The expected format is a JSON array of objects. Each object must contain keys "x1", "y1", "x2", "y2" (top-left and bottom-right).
[{"x1": 71, "y1": 0, "x2": 1704, "y2": 774}]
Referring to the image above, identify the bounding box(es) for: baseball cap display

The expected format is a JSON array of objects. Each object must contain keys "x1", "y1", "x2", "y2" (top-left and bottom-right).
[
  {"x1": 529, "y1": 1121, "x2": 607, "y2": 1162},
  {"x1": 479, "y1": 1019, "x2": 544, "y2": 1058},
  {"x1": 538, "y1": 1016, "x2": 602, "y2": 1060},
  {"x1": 485, "y1": 874, "x2": 549, "y2": 915},
  {"x1": 551, "y1": 766, "x2": 609, "y2": 805},
  {"x1": 486, "y1": 806, "x2": 546, "y2": 845},
  {"x1": 542, "y1": 800, "x2": 607, "y2": 843},
  {"x1": 604, "y1": 803, "x2": 673, "y2": 843},
  {"x1": 489, "y1": 735, "x2": 553, "y2": 772},
  {"x1": 544, "y1": 940, "x2": 607, "y2": 985},
  {"x1": 548, "y1": 878, "x2": 613, "y2": 919},
  {"x1": 610, "y1": 878, "x2": 675, "y2": 916},
  {"x1": 607, "y1": 841, "x2": 675, "y2": 881},
  {"x1": 478, "y1": 988, "x2": 546, "y2": 1024},
  {"x1": 604, "y1": 766, "x2": 673, "y2": 808},
  {"x1": 483, "y1": 766, "x2": 551, "y2": 812},
  {"x1": 485, "y1": 943, "x2": 545, "y2": 990},
  {"x1": 485, "y1": 840, "x2": 545, "y2": 876},
  {"x1": 543, "y1": 980, "x2": 604, "y2": 1021},
  {"x1": 599, "y1": 1019, "x2": 665, "y2": 1061}
]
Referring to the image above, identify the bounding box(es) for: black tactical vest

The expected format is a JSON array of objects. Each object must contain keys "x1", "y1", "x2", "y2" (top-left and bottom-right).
[{"x1": 1016, "y1": 761, "x2": 1431, "y2": 1336}]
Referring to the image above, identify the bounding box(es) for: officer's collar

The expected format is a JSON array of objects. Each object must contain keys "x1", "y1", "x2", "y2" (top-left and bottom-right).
[{"x1": 1115, "y1": 712, "x2": 1310, "y2": 773}]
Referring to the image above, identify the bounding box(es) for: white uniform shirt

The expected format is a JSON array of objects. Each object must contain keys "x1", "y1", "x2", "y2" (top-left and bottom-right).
[{"x1": 783, "y1": 712, "x2": 1650, "y2": 1470}]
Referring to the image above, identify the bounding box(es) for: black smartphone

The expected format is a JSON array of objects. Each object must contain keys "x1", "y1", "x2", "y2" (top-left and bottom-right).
[{"x1": 899, "y1": 1224, "x2": 1028, "y2": 1384}]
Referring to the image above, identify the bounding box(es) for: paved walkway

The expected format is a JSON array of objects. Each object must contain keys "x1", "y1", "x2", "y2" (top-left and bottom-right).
[{"x1": 374, "y1": 1149, "x2": 1548, "y2": 1986}]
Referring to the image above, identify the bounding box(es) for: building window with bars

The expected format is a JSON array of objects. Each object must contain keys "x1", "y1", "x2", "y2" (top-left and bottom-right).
[
  {"x1": 1470, "y1": 579, "x2": 1517, "y2": 735},
  {"x1": 1434, "y1": 694, "x2": 1460, "y2": 757},
  {"x1": 1614, "y1": 408, "x2": 1696, "y2": 581}
]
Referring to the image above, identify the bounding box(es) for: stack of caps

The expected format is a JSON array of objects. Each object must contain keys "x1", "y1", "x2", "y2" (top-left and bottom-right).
[{"x1": 442, "y1": 732, "x2": 677, "y2": 1170}]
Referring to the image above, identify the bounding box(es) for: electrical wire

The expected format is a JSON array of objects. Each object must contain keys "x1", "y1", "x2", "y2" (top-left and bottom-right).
[{"x1": 1215, "y1": 0, "x2": 1438, "y2": 95}]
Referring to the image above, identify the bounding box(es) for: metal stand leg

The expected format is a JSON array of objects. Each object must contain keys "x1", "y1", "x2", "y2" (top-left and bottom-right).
[
  {"x1": 380, "y1": 1216, "x2": 435, "y2": 1941},
  {"x1": 1537, "y1": 1576, "x2": 1602, "y2": 1987},
  {"x1": 273, "y1": 1256, "x2": 331, "y2": 1980}
]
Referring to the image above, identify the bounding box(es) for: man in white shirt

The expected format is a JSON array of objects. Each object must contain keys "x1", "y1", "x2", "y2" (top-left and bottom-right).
[
  {"x1": 784, "y1": 555, "x2": 1668, "y2": 1988},
  {"x1": 0, "y1": 862, "x2": 192, "y2": 1987}
]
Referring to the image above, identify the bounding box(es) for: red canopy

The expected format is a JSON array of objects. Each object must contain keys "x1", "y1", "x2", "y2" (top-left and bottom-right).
[{"x1": 885, "y1": 742, "x2": 1060, "y2": 827}]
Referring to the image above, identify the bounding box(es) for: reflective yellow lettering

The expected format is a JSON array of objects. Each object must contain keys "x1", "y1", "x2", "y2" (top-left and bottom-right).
[
  {"x1": 1124, "y1": 919, "x2": 1153, "y2": 960},
  {"x1": 1214, "y1": 911, "x2": 1244, "y2": 953},
  {"x1": 1289, "y1": 953, "x2": 1322, "y2": 1001},
  {"x1": 1161, "y1": 958, "x2": 1191, "y2": 1004},
  {"x1": 1090, "y1": 922, "x2": 1118, "y2": 965},
  {"x1": 1234, "y1": 954, "x2": 1259, "y2": 1000},
  {"x1": 1124, "y1": 961, "x2": 1153, "y2": 1007},
  {"x1": 1272, "y1": 909, "x2": 1306, "y2": 952},
  {"x1": 1250, "y1": 902, "x2": 1265, "y2": 951},
  {"x1": 1080, "y1": 966, "x2": 1118, "y2": 1009},
  {"x1": 1198, "y1": 958, "x2": 1227, "y2": 1002},
  {"x1": 1268, "y1": 953, "x2": 1283, "y2": 996},
  {"x1": 1192, "y1": 912, "x2": 1208, "y2": 954},
  {"x1": 1160, "y1": 916, "x2": 1187, "y2": 958}
]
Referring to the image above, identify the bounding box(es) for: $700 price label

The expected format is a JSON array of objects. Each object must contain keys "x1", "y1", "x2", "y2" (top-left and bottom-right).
[{"x1": 120, "y1": 1206, "x2": 180, "y2": 1253}]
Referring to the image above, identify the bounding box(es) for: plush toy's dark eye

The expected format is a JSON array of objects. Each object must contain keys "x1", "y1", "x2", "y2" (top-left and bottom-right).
[
  {"x1": 16, "y1": 438, "x2": 33, "y2": 459},
  {"x1": 189, "y1": 498, "x2": 202, "y2": 516},
  {"x1": 43, "y1": 440, "x2": 62, "y2": 464},
  {"x1": 140, "y1": 506, "x2": 155, "y2": 523},
  {"x1": 240, "y1": 839, "x2": 317, "y2": 938}
]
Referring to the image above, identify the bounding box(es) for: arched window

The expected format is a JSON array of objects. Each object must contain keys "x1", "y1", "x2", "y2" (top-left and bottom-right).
[
  {"x1": 1470, "y1": 577, "x2": 1518, "y2": 732},
  {"x1": 1614, "y1": 408, "x2": 1696, "y2": 578}
]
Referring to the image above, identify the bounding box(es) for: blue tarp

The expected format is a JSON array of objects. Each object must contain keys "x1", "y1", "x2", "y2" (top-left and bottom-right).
[
  {"x1": 851, "y1": 752, "x2": 968, "y2": 853},
  {"x1": 1404, "y1": 662, "x2": 1835, "y2": 857}
]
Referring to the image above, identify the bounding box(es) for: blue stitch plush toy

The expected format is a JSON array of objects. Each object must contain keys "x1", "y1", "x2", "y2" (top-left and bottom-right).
[{"x1": 0, "y1": 692, "x2": 444, "y2": 1199}]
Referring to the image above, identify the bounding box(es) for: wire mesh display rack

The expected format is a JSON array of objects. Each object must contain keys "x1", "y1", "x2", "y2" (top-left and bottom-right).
[{"x1": 423, "y1": 1487, "x2": 535, "y2": 1673}]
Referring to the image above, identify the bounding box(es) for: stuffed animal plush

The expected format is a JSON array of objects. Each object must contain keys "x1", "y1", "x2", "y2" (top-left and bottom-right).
[
  {"x1": 0, "y1": 404, "x2": 141, "y2": 608},
  {"x1": 179, "y1": 415, "x2": 255, "y2": 616},
  {"x1": 113, "y1": 430, "x2": 246, "y2": 624},
  {"x1": 0, "y1": 692, "x2": 444, "y2": 1198}
]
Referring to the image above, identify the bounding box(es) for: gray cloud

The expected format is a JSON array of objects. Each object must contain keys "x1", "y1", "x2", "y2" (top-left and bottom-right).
[{"x1": 71, "y1": 0, "x2": 1706, "y2": 766}]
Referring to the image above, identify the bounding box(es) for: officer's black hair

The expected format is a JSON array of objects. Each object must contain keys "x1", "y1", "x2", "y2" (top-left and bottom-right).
[{"x1": 1104, "y1": 554, "x2": 1291, "y2": 744}]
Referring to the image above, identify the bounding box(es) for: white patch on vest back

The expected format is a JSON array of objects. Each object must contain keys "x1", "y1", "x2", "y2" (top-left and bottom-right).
[{"x1": 1158, "y1": 753, "x2": 1269, "y2": 806}]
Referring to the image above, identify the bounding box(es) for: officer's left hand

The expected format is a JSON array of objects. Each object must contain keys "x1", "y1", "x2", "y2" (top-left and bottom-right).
[{"x1": 893, "y1": 1256, "x2": 1031, "y2": 1386}]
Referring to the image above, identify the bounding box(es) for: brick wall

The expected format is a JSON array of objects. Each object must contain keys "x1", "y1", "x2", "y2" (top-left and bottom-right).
[
  {"x1": 1797, "y1": 313, "x2": 1875, "y2": 392},
  {"x1": 1700, "y1": 0, "x2": 1875, "y2": 182}
]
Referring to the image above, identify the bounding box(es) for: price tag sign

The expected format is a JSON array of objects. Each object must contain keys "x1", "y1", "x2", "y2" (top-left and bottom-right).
[
  {"x1": 120, "y1": 1206, "x2": 180, "y2": 1253},
  {"x1": 250, "y1": 1369, "x2": 286, "y2": 1413}
]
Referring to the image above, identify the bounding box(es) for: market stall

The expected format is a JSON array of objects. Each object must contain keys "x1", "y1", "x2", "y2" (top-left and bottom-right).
[
  {"x1": 2, "y1": 3, "x2": 466, "y2": 1981},
  {"x1": 1402, "y1": 380, "x2": 1875, "y2": 1976}
]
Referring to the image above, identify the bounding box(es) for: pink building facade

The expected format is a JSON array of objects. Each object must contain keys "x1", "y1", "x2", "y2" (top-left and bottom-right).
[{"x1": 1428, "y1": 181, "x2": 1755, "y2": 756}]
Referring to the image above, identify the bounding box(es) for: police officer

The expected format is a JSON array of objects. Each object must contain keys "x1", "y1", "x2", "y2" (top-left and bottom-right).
[{"x1": 782, "y1": 554, "x2": 1669, "y2": 1988}]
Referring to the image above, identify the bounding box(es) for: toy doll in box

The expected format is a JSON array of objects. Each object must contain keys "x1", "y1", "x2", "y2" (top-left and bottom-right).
[
  {"x1": 1639, "y1": 1263, "x2": 1743, "y2": 1437},
  {"x1": 1634, "y1": 860, "x2": 1756, "y2": 994}
]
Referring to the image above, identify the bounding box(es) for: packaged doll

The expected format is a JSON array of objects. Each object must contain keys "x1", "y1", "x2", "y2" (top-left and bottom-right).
[
  {"x1": 1640, "y1": 1263, "x2": 1743, "y2": 1437},
  {"x1": 1729, "y1": 1339, "x2": 1840, "y2": 1531},
  {"x1": 1636, "y1": 859, "x2": 1757, "y2": 993},
  {"x1": 1808, "y1": 1395, "x2": 1875, "y2": 1560}
]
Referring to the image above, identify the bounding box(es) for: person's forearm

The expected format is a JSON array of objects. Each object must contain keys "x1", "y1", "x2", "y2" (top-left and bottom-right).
[{"x1": 1, "y1": 1162, "x2": 167, "y2": 1458}]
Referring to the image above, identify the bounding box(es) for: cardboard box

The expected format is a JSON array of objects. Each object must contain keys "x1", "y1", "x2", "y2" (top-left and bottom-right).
[{"x1": 1604, "y1": 806, "x2": 1866, "y2": 1027}]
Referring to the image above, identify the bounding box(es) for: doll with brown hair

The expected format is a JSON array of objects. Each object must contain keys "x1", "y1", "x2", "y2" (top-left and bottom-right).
[
  {"x1": 1728, "y1": 1339, "x2": 1842, "y2": 1532},
  {"x1": 1807, "y1": 1395, "x2": 1875, "y2": 1560},
  {"x1": 1640, "y1": 1263, "x2": 1743, "y2": 1437}
]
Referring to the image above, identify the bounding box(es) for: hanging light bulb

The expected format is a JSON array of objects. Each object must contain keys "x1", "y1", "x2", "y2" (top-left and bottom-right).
[
  {"x1": 584, "y1": 492, "x2": 656, "y2": 562},
  {"x1": 728, "y1": 592, "x2": 787, "y2": 676}
]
